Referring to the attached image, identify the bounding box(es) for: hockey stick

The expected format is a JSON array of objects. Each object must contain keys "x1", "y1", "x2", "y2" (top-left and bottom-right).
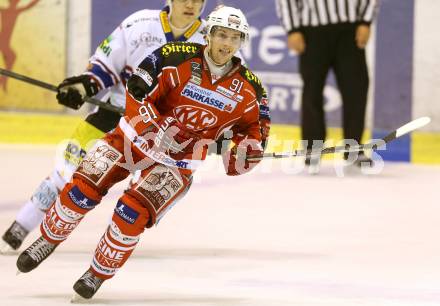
[
  {"x1": 0, "y1": 67, "x2": 124, "y2": 114},
  {"x1": 248, "y1": 117, "x2": 431, "y2": 161}
]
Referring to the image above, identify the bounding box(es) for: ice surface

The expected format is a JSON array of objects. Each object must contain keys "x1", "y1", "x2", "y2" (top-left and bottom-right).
[{"x1": 1, "y1": 144, "x2": 439, "y2": 306}]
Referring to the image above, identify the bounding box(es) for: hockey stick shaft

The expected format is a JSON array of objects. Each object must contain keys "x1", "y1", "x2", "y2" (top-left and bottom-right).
[
  {"x1": 249, "y1": 117, "x2": 431, "y2": 160},
  {"x1": 0, "y1": 68, "x2": 124, "y2": 114}
]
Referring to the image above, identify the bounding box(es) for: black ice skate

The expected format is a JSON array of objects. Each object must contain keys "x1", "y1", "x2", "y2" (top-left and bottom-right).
[
  {"x1": 72, "y1": 269, "x2": 105, "y2": 299},
  {"x1": 16, "y1": 236, "x2": 58, "y2": 273},
  {"x1": 354, "y1": 152, "x2": 374, "y2": 168},
  {"x1": 305, "y1": 155, "x2": 320, "y2": 175},
  {"x1": 344, "y1": 152, "x2": 374, "y2": 168},
  {"x1": 0, "y1": 221, "x2": 29, "y2": 253}
]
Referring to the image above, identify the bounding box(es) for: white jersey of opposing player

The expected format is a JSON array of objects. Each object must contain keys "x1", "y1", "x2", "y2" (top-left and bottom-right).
[{"x1": 85, "y1": 7, "x2": 207, "y2": 109}]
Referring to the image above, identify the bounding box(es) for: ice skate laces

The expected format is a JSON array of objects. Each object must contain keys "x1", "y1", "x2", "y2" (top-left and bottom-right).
[
  {"x1": 26, "y1": 237, "x2": 55, "y2": 262},
  {"x1": 80, "y1": 270, "x2": 104, "y2": 290}
]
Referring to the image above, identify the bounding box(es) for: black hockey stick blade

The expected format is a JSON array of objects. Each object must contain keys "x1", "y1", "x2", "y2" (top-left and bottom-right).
[
  {"x1": 0, "y1": 67, "x2": 124, "y2": 114},
  {"x1": 249, "y1": 117, "x2": 431, "y2": 161}
]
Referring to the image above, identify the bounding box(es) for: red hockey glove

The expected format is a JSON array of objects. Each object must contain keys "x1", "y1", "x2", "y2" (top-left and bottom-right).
[{"x1": 223, "y1": 139, "x2": 264, "y2": 176}]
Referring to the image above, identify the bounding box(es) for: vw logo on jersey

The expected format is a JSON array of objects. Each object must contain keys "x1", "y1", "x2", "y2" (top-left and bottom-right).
[
  {"x1": 180, "y1": 83, "x2": 238, "y2": 113},
  {"x1": 173, "y1": 105, "x2": 218, "y2": 131}
]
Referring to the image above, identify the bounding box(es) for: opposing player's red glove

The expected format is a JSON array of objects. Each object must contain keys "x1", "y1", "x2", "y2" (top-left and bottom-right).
[{"x1": 223, "y1": 139, "x2": 264, "y2": 176}]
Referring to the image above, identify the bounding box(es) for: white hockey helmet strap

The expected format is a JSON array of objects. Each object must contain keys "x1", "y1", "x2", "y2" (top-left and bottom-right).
[
  {"x1": 166, "y1": 0, "x2": 207, "y2": 16},
  {"x1": 206, "y1": 5, "x2": 249, "y2": 46}
]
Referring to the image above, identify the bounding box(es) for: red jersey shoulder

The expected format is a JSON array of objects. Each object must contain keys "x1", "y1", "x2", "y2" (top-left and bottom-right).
[
  {"x1": 159, "y1": 42, "x2": 203, "y2": 68},
  {"x1": 238, "y1": 67, "x2": 267, "y2": 103}
]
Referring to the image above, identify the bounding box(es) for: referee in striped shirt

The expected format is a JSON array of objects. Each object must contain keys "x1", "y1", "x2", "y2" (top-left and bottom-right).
[{"x1": 276, "y1": 0, "x2": 379, "y2": 168}]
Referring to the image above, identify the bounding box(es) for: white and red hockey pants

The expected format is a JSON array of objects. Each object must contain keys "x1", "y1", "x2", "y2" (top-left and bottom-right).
[{"x1": 39, "y1": 128, "x2": 192, "y2": 279}]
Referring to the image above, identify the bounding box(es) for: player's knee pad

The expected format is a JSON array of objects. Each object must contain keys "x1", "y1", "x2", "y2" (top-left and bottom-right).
[
  {"x1": 41, "y1": 180, "x2": 101, "y2": 243},
  {"x1": 60, "y1": 180, "x2": 102, "y2": 214},
  {"x1": 113, "y1": 193, "x2": 151, "y2": 236},
  {"x1": 128, "y1": 164, "x2": 192, "y2": 227},
  {"x1": 91, "y1": 198, "x2": 149, "y2": 280},
  {"x1": 74, "y1": 139, "x2": 128, "y2": 193}
]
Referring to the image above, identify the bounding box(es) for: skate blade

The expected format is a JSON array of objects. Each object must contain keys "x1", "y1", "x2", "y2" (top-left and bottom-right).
[
  {"x1": 0, "y1": 241, "x2": 18, "y2": 255},
  {"x1": 70, "y1": 292, "x2": 89, "y2": 304},
  {"x1": 307, "y1": 164, "x2": 320, "y2": 175}
]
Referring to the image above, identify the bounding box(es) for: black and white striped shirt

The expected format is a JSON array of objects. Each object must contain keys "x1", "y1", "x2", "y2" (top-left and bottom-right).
[{"x1": 276, "y1": 0, "x2": 378, "y2": 33}]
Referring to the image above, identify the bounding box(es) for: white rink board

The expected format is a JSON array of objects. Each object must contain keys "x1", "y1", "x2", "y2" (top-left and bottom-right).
[{"x1": 0, "y1": 144, "x2": 440, "y2": 306}]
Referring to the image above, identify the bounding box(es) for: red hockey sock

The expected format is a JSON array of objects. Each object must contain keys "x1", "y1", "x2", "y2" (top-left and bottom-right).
[
  {"x1": 90, "y1": 194, "x2": 150, "y2": 279},
  {"x1": 41, "y1": 180, "x2": 101, "y2": 244}
]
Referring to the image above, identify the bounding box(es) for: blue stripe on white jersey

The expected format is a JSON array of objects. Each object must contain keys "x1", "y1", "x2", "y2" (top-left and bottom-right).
[{"x1": 89, "y1": 63, "x2": 115, "y2": 88}]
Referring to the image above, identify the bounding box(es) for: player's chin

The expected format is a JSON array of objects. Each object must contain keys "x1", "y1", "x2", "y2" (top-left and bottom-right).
[
  {"x1": 215, "y1": 58, "x2": 228, "y2": 66},
  {"x1": 217, "y1": 50, "x2": 231, "y2": 61},
  {"x1": 221, "y1": 54, "x2": 234, "y2": 64}
]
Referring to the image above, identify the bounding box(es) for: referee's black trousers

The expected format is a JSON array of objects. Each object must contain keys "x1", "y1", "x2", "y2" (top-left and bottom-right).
[{"x1": 299, "y1": 23, "x2": 369, "y2": 150}]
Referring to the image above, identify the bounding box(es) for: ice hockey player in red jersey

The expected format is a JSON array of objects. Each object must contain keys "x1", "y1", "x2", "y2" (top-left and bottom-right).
[
  {"x1": 0, "y1": 0, "x2": 210, "y2": 253},
  {"x1": 16, "y1": 5, "x2": 271, "y2": 300}
]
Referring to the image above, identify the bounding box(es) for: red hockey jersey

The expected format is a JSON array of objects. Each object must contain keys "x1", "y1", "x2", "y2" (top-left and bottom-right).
[{"x1": 119, "y1": 42, "x2": 270, "y2": 171}]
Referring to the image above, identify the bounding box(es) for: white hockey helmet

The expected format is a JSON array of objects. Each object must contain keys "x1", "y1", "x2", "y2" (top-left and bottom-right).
[
  {"x1": 206, "y1": 5, "x2": 249, "y2": 45},
  {"x1": 166, "y1": 0, "x2": 207, "y2": 16}
]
